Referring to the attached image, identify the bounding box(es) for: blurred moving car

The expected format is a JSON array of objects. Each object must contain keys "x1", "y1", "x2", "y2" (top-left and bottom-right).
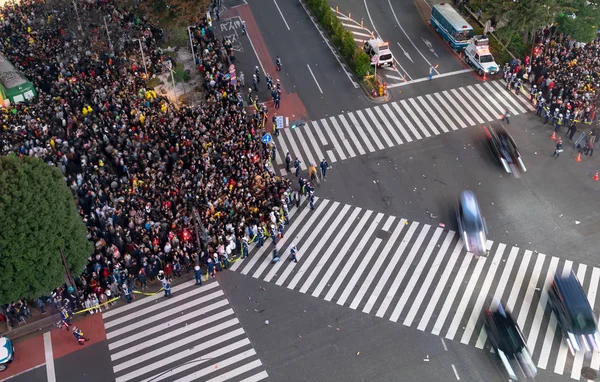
[
  {"x1": 483, "y1": 298, "x2": 537, "y2": 380},
  {"x1": 456, "y1": 190, "x2": 488, "y2": 256},
  {"x1": 548, "y1": 270, "x2": 600, "y2": 355},
  {"x1": 0, "y1": 335, "x2": 14, "y2": 371},
  {"x1": 483, "y1": 124, "x2": 526, "y2": 176}
]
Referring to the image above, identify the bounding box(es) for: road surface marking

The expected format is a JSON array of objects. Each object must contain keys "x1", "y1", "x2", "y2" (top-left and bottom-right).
[
  {"x1": 300, "y1": 207, "x2": 362, "y2": 294},
  {"x1": 475, "y1": 246, "x2": 519, "y2": 349},
  {"x1": 325, "y1": 213, "x2": 384, "y2": 301},
  {"x1": 441, "y1": 338, "x2": 448, "y2": 351},
  {"x1": 390, "y1": 227, "x2": 442, "y2": 322},
  {"x1": 337, "y1": 238, "x2": 382, "y2": 306},
  {"x1": 445, "y1": 241, "x2": 491, "y2": 340},
  {"x1": 287, "y1": 204, "x2": 351, "y2": 290},
  {"x1": 348, "y1": 111, "x2": 376, "y2": 152},
  {"x1": 306, "y1": 64, "x2": 323, "y2": 94},
  {"x1": 338, "y1": 114, "x2": 366, "y2": 156},
  {"x1": 404, "y1": 231, "x2": 454, "y2": 327},
  {"x1": 387, "y1": 68, "x2": 474, "y2": 88},
  {"x1": 350, "y1": 217, "x2": 400, "y2": 310},
  {"x1": 451, "y1": 364, "x2": 461, "y2": 380},
  {"x1": 43, "y1": 332, "x2": 56, "y2": 382},
  {"x1": 272, "y1": 0, "x2": 290, "y2": 30},
  {"x1": 460, "y1": 244, "x2": 505, "y2": 345},
  {"x1": 374, "y1": 105, "x2": 405, "y2": 144},
  {"x1": 377, "y1": 224, "x2": 430, "y2": 319},
  {"x1": 249, "y1": 202, "x2": 309, "y2": 278},
  {"x1": 312, "y1": 210, "x2": 372, "y2": 298},
  {"x1": 300, "y1": 0, "x2": 358, "y2": 88}
]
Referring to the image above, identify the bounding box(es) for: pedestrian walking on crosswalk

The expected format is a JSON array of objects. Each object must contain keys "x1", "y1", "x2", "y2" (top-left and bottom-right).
[
  {"x1": 255, "y1": 66, "x2": 260, "y2": 83},
  {"x1": 502, "y1": 108, "x2": 510, "y2": 124},
  {"x1": 294, "y1": 158, "x2": 301, "y2": 176},
  {"x1": 320, "y1": 159, "x2": 329, "y2": 179},
  {"x1": 269, "y1": 224, "x2": 277, "y2": 246},
  {"x1": 194, "y1": 265, "x2": 203, "y2": 285},
  {"x1": 289, "y1": 244, "x2": 298, "y2": 263},
  {"x1": 309, "y1": 191, "x2": 315, "y2": 210}
]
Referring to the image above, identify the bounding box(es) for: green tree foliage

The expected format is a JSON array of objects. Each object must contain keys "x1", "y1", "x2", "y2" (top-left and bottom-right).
[
  {"x1": 556, "y1": 0, "x2": 600, "y2": 42},
  {"x1": 0, "y1": 155, "x2": 92, "y2": 304},
  {"x1": 485, "y1": 0, "x2": 563, "y2": 43}
]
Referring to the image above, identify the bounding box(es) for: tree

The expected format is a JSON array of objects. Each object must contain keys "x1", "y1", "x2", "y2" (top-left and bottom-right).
[
  {"x1": 0, "y1": 155, "x2": 92, "y2": 304},
  {"x1": 556, "y1": 0, "x2": 600, "y2": 42},
  {"x1": 486, "y1": 0, "x2": 564, "y2": 44}
]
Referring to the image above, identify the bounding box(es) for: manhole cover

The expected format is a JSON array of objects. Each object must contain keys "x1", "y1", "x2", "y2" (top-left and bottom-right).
[{"x1": 582, "y1": 367, "x2": 597, "y2": 380}]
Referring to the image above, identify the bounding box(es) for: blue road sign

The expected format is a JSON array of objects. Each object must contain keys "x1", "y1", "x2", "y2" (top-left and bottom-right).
[{"x1": 261, "y1": 134, "x2": 272, "y2": 144}]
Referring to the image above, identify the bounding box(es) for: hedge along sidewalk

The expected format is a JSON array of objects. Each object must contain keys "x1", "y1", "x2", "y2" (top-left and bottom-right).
[{"x1": 302, "y1": 0, "x2": 373, "y2": 82}]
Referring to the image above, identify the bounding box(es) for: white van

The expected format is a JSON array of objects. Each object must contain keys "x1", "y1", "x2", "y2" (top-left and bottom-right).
[{"x1": 364, "y1": 38, "x2": 394, "y2": 67}]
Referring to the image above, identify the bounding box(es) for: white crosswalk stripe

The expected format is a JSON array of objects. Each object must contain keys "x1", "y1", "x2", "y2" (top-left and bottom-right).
[
  {"x1": 103, "y1": 280, "x2": 268, "y2": 382},
  {"x1": 233, "y1": 197, "x2": 600, "y2": 380},
  {"x1": 273, "y1": 81, "x2": 532, "y2": 171}
]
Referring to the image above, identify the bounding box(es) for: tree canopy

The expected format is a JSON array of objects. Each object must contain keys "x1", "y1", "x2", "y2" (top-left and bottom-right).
[
  {"x1": 556, "y1": 0, "x2": 600, "y2": 43},
  {"x1": 479, "y1": 0, "x2": 599, "y2": 44},
  {"x1": 0, "y1": 155, "x2": 92, "y2": 304}
]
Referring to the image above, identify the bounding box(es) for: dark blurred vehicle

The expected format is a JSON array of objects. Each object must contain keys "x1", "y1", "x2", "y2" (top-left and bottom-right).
[
  {"x1": 456, "y1": 190, "x2": 488, "y2": 256},
  {"x1": 548, "y1": 270, "x2": 600, "y2": 355},
  {"x1": 483, "y1": 298, "x2": 537, "y2": 380},
  {"x1": 483, "y1": 125, "x2": 526, "y2": 176}
]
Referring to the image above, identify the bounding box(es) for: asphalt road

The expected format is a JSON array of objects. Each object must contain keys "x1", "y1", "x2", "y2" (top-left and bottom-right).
[
  {"x1": 222, "y1": 265, "x2": 569, "y2": 381},
  {"x1": 329, "y1": 0, "x2": 469, "y2": 86},
  {"x1": 240, "y1": 0, "x2": 369, "y2": 118}
]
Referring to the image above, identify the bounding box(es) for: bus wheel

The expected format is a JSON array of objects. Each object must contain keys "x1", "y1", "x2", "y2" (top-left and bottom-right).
[{"x1": 478, "y1": 69, "x2": 484, "y2": 76}]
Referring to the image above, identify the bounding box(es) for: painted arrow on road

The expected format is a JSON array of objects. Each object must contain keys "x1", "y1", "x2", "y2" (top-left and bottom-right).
[
  {"x1": 396, "y1": 41, "x2": 413, "y2": 63},
  {"x1": 421, "y1": 37, "x2": 439, "y2": 58}
]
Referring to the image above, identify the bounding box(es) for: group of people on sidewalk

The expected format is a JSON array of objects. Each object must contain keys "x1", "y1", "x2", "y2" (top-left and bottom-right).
[
  {"x1": 502, "y1": 26, "x2": 600, "y2": 158},
  {"x1": 0, "y1": 0, "x2": 295, "y2": 320}
]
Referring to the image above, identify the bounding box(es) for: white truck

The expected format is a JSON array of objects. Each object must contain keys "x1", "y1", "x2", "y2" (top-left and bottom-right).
[
  {"x1": 464, "y1": 35, "x2": 499, "y2": 77},
  {"x1": 364, "y1": 38, "x2": 394, "y2": 67}
]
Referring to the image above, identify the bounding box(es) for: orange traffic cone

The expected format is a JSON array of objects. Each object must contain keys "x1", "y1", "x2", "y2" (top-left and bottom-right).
[
  {"x1": 576, "y1": 152, "x2": 582, "y2": 162},
  {"x1": 483, "y1": 72, "x2": 487, "y2": 81},
  {"x1": 550, "y1": 131, "x2": 556, "y2": 140},
  {"x1": 593, "y1": 171, "x2": 599, "y2": 181}
]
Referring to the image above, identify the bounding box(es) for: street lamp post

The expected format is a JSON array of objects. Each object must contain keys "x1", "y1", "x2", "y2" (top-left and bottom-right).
[
  {"x1": 72, "y1": 0, "x2": 84, "y2": 36},
  {"x1": 167, "y1": 60, "x2": 178, "y2": 105},
  {"x1": 103, "y1": 15, "x2": 113, "y2": 51},
  {"x1": 133, "y1": 38, "x2": 148, "y2": 79},
  {"x1": 187, "y1": 26, "x2": 197, "y2": 65}
]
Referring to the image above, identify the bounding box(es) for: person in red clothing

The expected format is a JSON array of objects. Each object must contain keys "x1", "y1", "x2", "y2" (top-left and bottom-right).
[{"x1": 164, "y1": 262, "x2": 173, "y2": 282}]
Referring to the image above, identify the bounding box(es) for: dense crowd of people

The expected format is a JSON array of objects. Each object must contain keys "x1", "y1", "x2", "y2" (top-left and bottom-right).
[
  {"x1": 505, "y1": 26, "x2": 599, "y2": 126},
  {"x1": 0, "y1": 0, "x2": 292, "y2": 324}
]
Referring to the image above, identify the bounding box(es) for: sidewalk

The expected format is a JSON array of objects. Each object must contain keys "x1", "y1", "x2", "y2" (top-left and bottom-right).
[{"x1": 2, "y1": 271, "x2": 198, "y2": 344}]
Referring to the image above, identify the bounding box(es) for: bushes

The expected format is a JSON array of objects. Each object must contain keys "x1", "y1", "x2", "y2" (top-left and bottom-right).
[{"x1": 304, "y1": 0, "x2": 373, "y2": 80}]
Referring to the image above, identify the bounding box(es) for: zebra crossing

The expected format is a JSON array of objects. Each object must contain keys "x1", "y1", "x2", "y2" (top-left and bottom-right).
[
  {"x1": 230, "y1": 197, "x2": 600, "y2": 380},
  {"x1": 274, "y1": 80, "x2": 534, "y2": 174},
  {"x1": 102, "y1": 280, "x2": 268, "y2": 382}
]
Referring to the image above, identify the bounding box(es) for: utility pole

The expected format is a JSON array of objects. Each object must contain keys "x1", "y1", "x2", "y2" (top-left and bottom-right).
[
  {"x1": 103, "y1": 15, "x2": 113, "y2": 51},
  {"x1": 133, "y1": 38, "x2": 148, "y2": 79},
  {"x1": 187, "y1": 26, "x2": 197, "y2": 65},
  {"x1": 167, "y1": 60, "x2": 178, "y2": 105},
  {"x1": 72, "y1": 0, "x2": 84, "y2": 36}
]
